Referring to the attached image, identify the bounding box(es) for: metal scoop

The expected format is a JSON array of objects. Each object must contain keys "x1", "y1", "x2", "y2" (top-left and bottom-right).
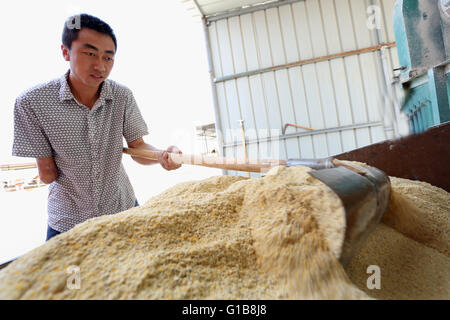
[{"x1": 307, "y1": 163, "x2": 391, "y2": 266}]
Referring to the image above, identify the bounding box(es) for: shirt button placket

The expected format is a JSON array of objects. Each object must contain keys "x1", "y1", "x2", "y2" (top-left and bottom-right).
[
  {"x1": 93, "y1": 110, "x2": 102, "y2": 213},
  {"x1": 89, "y1": 114, "x2": 98, "y2": 208}
]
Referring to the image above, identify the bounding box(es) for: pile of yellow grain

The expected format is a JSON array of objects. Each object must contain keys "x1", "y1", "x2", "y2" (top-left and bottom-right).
[
  {"x1": 0, "y1": 166, "x2": 368, "y2": 299},
  {"x1": 345, "y1": 177, "x2": 449, "y2": 299},
  {"x1": 0, "y1": 164, "x2": 448, "y2": 300}
]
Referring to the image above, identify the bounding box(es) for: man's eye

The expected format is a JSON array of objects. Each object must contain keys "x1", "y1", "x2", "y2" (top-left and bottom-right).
[{"x1": 85, "y1": 52, "x2": 95, "y2": 56}]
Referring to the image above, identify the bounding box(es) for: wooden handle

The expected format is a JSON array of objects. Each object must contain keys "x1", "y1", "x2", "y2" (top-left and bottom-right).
[
  {"x1": 332, "y1": 159, "x2": 367, "y2": 175},
  {"x1": 123, "y1": 148, "x2": 367, "y2": 175},
  {"x1": 238, "y1": 120, "x2": 250, "y2": 178},
  {"x1": 123, "y1": 147, "x2": 285, "y2": 173}
]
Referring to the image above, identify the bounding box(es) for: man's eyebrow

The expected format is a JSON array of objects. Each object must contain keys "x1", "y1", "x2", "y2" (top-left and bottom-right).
[
  {"x1": 82, "y1": 43, "x2": 115, "y2": 55},
  {"x1": 82, "y1": 43, "x2": 99, "y2": 51}
]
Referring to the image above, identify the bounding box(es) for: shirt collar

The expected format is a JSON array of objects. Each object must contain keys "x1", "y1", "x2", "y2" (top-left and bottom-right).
[{"x1": 59, "y1": 69, "x2": 113, "y2": 103}]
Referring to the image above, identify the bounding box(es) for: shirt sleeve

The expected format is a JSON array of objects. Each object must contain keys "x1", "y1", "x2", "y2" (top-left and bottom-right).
[
  {"x1": 123, "y1": 90, "x2": 149, "y2": 143},
  {"x1": 12, "y1": 96, "x2": 53, "y2": 158}
]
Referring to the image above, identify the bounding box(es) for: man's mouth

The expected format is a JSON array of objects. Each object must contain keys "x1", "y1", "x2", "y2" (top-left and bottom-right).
[{"x1": 90, "y1": 74, "x2": 104, "y2": 80}]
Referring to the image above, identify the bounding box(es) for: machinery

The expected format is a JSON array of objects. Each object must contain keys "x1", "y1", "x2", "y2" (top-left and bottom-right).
[{"x1": 393, "y1": 0, "x2": 450, "y2": 133}]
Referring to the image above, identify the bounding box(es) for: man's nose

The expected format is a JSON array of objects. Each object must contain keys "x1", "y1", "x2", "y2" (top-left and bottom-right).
[{"x1": 92, "y1": 56, "x2": 106, "y2": 72}]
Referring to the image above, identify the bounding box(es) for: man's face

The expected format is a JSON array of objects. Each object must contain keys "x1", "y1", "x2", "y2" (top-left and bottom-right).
[{"x1": 62, "y1": 28, "x2": 116, "y2": 88}]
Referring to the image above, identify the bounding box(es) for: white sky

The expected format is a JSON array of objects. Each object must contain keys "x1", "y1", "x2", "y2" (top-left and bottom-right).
[{"x1": 0, "y1": 0, "x2": 222, "y2": 262}]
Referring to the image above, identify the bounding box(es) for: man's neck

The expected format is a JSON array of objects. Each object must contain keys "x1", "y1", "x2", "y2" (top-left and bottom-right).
[{"x1": 68, "y1": 73, "x2": 101, "y2": 109}]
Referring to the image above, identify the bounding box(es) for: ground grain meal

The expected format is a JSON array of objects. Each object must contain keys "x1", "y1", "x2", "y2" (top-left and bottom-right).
[
  {"x1": 0, "y1": 164, "x2": 448, "y2": 299},
  {"x1": 345, "y1": 177, "x2": 450, "y2": 299},
  {"x1": 0, "y1": 166, "x2": 369, "y2": 299}
]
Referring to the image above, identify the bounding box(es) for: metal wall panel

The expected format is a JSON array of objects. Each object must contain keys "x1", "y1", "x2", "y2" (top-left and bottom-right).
[{"x1": 206, "y1": 0, "x2": 398, "y2": 176}]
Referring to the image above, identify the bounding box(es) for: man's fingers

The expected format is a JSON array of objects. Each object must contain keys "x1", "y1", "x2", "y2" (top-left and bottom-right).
[
  {"x1": 167, "y1": 156, "x2": 179, "y2": 168},
  {"x1": 163, "y1": 152, "x2": 171, "y2": 169},
  {"x1": 162, "y1": 151, "x2": 177, "y2": 170},
  {"x1": 158, "y1": 150, "x2": 169, "y2": 169},
  {"x1": 166, "y1": 146, "x2": 182, "y2": 169},
  {"x1": 158, "y1": 147, "x2": 182, "y2": 171}
]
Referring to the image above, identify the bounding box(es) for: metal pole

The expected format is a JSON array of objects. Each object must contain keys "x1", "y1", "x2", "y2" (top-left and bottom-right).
[
  {"x1": 368, "y1": 0, "x2": 400, "y2": 138},
  {"x1": 204, "y1": 130, "x2": 209, "y2": 154},
  {"x1": 238, "y1": 120, "x2": 250, "y2": 178},
  {"x1": 195, "y1": 2, "x2": 227, "y2": 175}
]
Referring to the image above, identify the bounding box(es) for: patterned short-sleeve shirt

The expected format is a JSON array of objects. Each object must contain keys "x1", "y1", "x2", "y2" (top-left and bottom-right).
[{"x1": 12, "y1": 70, "x2": 149, "y2": 232}]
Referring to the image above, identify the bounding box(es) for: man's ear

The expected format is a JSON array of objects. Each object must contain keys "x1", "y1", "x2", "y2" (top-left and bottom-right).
[{"x1": 61, "y1": 44, "x2": 70, "y2": 61}]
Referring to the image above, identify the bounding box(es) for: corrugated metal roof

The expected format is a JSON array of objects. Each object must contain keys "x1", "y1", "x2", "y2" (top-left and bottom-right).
[
  {"x1": 180, "y1": 0, "x2": 282, "y2": 18},
  {"x1": 179, "y1": 0, "x2": 202, "y2": 18}
]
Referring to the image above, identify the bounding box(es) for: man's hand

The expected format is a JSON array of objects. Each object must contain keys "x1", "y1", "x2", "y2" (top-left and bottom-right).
[
  {"x1": 127, "y1": 138, "x2": 182, "y2": 169},
  {"x1": 158, "y1": 146, "x2": 182, "y2": 171}
]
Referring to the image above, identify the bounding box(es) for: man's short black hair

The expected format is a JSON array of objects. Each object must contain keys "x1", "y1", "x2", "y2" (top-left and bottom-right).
[{"x1": 62, "y1": 13, "x2": 117, "y2": 51}]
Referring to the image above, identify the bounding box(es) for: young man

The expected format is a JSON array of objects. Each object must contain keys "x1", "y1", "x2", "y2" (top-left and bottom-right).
[{"x1": 12, "y1": 14, "x2": 182, "y2": 241}]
